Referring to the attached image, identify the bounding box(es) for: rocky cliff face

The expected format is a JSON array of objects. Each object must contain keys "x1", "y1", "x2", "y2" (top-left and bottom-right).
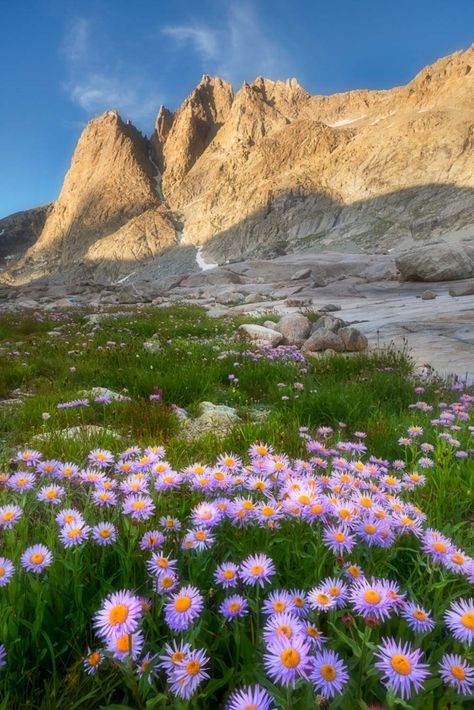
[
  {"x1": 0, "y1": 204, "x2": 52, "y2": 267},
  {"x1": 6, "y1": 44, "x2": 474, "y2": 283}
]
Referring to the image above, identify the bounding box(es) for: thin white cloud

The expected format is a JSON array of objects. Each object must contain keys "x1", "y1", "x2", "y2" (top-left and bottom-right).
[
  {"x1": 162, "y1": 1, "x2": 296, "y2": 86},
  {"x1": 162, "y1": 25, "x2": 218, "y2": 60},
  {"x1": 62, "y1": 16, "x2": 163, "y2": 128}
]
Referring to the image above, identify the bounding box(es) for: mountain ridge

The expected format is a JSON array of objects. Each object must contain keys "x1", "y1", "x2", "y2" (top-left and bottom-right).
[{"x1": 3, "y1": 42, "x2": 474, "y2": 284}]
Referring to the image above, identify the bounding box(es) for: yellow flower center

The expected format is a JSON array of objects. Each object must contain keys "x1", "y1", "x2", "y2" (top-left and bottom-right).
[
  {"x1": 174, "y1": 596, "x2": 191, "y2": 613},
  {"x1": 294, "y1": 596, "x2": 304, "y2": 607},
  {"x1": 109, "y1": 604, "x2": 129, "y2": 625},
  {"x1": 298, "y1": 495, "x2": 311, "y2": 505},
  {"x1": 333, "y1": 532, "x2": 345, "y2": 542},
  {"x1": 195, "y1": 531, "x2": 207, "y2": 541},
  {"x1": 243, "y1": 705, "x2": 258, "y2": 710},
  {"x1": 391, "y1": 655, "x2": 411, "y2": 676},
  {"x1": 363, "y1": 590, "x2": 381, "y2": 605},
  {"x1": 321, "y1": 664, "x2": 337, "y2": 681},
  {"x1": 461, "y1": 612, "x2": 474, "y2": 630},
  {"x1": 16, "y1": 478, "x2": 28, "y2": 487},
  {"x1": 261, "y1": 506, "x2": 274, "y2": 517},
  {"x1": 68, "y1": 527, "x2": 81, "y2": 538},
  {"x1": 328, "y1": 586, "x2": 340, "y2": 597},
  {"x1": 451, "y1": 665, "x2": 466, "y2": 681},
  {"x1": 171, "y1": 651, "x2": 184, "y2": 664},
  {"x1": 0, "y1": 567, "x2": 4, "y2": 577},
  {"x1": 306, "y1": 625, "x2": 320, "y2": 638},
  {"x1": 273, "y1": 601, "x2": 286, "y2": 612},
  {"x1": 280, "y1": 648, "x2": 300, "y2": 669},
  {"x1": 250, "y1": 565, "x2": 264, "y2": 576},
  {"x1": 186, "y1": 660, "x2": 201, "y2": 675},
  {"x1": 433, "y1": 542, "x2": 447, "y2": 553},
  {"x1": 311, "y1": 504, "x2": 323, "y2": 514},
  {"x1": 132, "y1": 501, "x2": 145, "y2": 510},
  {"x1": 257, "y1": 446, "x2": 268, "y2": 455},
  {"x1": 451, "y1": 554, "x2": 465, "y2": 565},
  {"x1": 364, "y1": 524, "x2": 377, "y2": 535},
  {"x1": 223, "y1": 570, "x2": 235, "y2": 580},
  {"x1": 228, "y1": 602, "x2": 241, "y2": 613},
  {"x1": 46, "y1": 490, "x2": 58, "y2": 498},
  {"x1": 100, "y1": 529, "x2": 111, "y2": 538},
  {"x1": 317, "y1": 593, "x2": 330, "y2": 605},
  {"x1": 413, "y1": 610, "x2": 427, "y2": 621},
  {"x1": 347, "y1": 566, "x2": 360, "y2": 577},
  {"x1": 88, "y1": 652, "x2": 101, "y2": 666},
  {"x1": 2, "y1": 511, "x2": 14, "y2": 521},
  {"x1": 242, "y1": 501, "x2": 254, "y2": 510},
  {"x1": 30, "y1": 553, "x2": 44, "y2": 565},
  {"x1": 115, "y1": 634, "x2": 132, "y2": 653},
  {"x1": 161, "y1": 576, "x2": 174, "y2": 589},
  {"x1": 276, "y1": 624, "x2": 292, "y2": 638}
]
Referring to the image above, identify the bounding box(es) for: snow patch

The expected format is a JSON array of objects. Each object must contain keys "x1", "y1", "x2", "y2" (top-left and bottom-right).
[
  {"x1": 116, "y1": 271, "x2": 135, "y2": 285},
  {"x1": 196, "y1": 246, "x2": 218, "y2": 271},
  {"x1": 0, "y1": 229, "x2": 5, "y2": 236},
  {"x1": 176, "y1": 229, "x2": 184, "y2": 244}
]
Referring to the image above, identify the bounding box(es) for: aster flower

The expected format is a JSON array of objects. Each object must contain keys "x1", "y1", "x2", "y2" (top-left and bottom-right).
[
  {"x1": 16, "y1": 449, "x2": 42, "y2": 465},
  {"x1": 226, "y1": 684, "x2": 276, "y2": 710},
  {"x1": 263, "y1": 612, "x2": 304, "y2": 644},
  {"x1": 0, "y1": 557, "x2": 15, "y2": 587},
  {"x1": 183, "y1": 527, "x2": 215, "y2": 551},
  {"x1": 140, "y1": 529, "x2": 165, "y2": 551},
  {"x1": 191, "y1": 502, "x2": 221, "y2": 527},
  {"x1": 123, "y1": 494, "x2": 155, "y2": 521},
  {"x1": 160, "y1": 515, "x2": 181, "y2": 532},
  {"x1": 444, "y1": 598, "x2": 474, "y2": 644},
  {"x1": 263, "y1": 635, "x2": 311, "y2": 687},
  {"x1": 350, "y1": 578, "x2": 393, "y2": 622},
  {"x1": 322, "y1": 525, "x2": 356, "y2": 556},
  {"x1": 169, "y1": 647, "x2": 210, "y2": 700},
  {"x1": 92, "y1": 490, "x2": 118, "y2": 508},
  {"x1": 136, "y1": 652, "x2": 160, "y2": 685},
  {"x1": 83, "y1": 649, "x2": 104, "y2": 675},
  {"x1": 106, "y1": 631, "x2": 144, "y2": 661},
  {"x1": 91, "y1": 522, "x2": 117, "y2": 546},
  {"x1": 289, "y1": 589, "x2": 309, "y2": 617},
  {"x1": 214, "y1": 562, "x2": 240, "y2": 589},
  {"x1": 60, "y1": 520, "x2": 90, "y2": 548},
  {"x1": 37, "y1": 485, "x2": 65, "y2": 505},
  {"x1": 311, "y1": 649, "x2": 349, "y2": 699},
  {"x1": 401, "y1": 602, "x2": 435, "y2": 633},
  {"x1": 88, "y1": 449, "x2": 114, "y2": 467},
  {"x1": 55, "y1": 508, "x2": 84, "y2": 527},
  {"x1": 21, "y1": 544, "x2": 53, "y2": 574},
  {"x1": 439, "y1": 653, "x2": 474, "y2": 695},
  {"x1": 56, "y1": 463, "x2": 79, "y2": 480},
  {"x1": 158, "y1": 639, "x2": 192, "y2": 674},
  {"x1": 344, "y1": 562, "x2": 365, "y2": 583},
  {"x1": 240, "y1": 553, "x2": 276, "y2": 588},
  {"x1": 154, "y1": 571, "x2": 179, "y2": 594},
  {"x1": 8, "y1": 472, "x2": 36, "y2": 491},
  {"x1": 262, "y1": 590, "x2": 295, "y2": 616},
  {"x1": 146, "y1": 552, "x2": 178, "y2": 577},
  {"x1": 374, "y1": 637, "x2": 429, "y2": 700},
  {"x1": 0, "y1": 504, "x2": 22, "y2": 528},
  {"x1": 94, "y1": 590, "x2": 143, "y2": 640},
  {"x1": 322, "y1": 577, "x2": 349, "y2": 608},
  {"x1": 220, "y1": 594, "x2": 249, "y2": 620},
  {"x1": 308, "y1": 586, "x2": 337, "y2": 613},
  {"x1": 164, "y1": 585, "x2": 204, "y2": 632}
]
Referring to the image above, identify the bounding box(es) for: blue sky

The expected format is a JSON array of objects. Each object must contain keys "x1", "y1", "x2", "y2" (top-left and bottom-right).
[{"x1": 1, "y1": 0, "x2": 473, "y2": 218}]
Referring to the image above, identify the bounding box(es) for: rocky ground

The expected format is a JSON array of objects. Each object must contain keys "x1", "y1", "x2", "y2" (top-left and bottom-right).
[{"x1": 1, "y1": 243, "x2": 473, "y2": 382}]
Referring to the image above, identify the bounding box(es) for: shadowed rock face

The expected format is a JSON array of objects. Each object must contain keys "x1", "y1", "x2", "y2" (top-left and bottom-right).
[
  {"x1": 4, "y1": 43, "x2": 474, "y2": 284},
  {"x1": 0, "y1": 204, "x2": 52, "y2": 264}
]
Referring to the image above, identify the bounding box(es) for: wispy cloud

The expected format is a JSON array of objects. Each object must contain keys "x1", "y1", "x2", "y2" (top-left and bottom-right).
[
  {"x1": 162, "y1": 1, "x2": 296, "y2": 87},
  {"x1": 61, "y1": 16, "x2": 163, "y2": 128},
  {"x1": 162, "y1": 25, "x2": 218, "y2": 61}
]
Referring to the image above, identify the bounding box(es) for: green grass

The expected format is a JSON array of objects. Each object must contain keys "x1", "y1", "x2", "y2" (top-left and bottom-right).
[{"x1": 0, "y1": 306, "x2": 472, "y2": 709}]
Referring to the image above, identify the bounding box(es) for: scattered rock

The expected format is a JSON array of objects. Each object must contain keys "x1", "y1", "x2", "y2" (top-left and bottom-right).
[
  {"x1": 448, "y1": 281, "x2": 474, "y2": 297},
  {"x1": 216, "y1": 292, "x2": 244, "y2": 306},
  {"x1": 311, "y1": 315, "x2": 346, "y2": 334},
  {"x1": 286, "y1": 297, "x2": 312, "y2": 307},
  {"x1": 244, "y1": 293, "x2": 264, "y2": 304},
  {"x1": 180, "y1": 401, "x2": 241, "y2": 440},
  {"x1": 237, "y1": 324, "x2": 284, "y2": 347},
  {"x1": 319, "y1": 304, "x2": 341, "y2": 312},
  {"x1": 338, "y1": 326, "x2": 368, "y2": 352},
  {"x1": 143, "y1": 339, "x2": 161, "y2": 353},
  {"x1": 291, "y1": 267, "x2": 312, "y2": 281},
  {"x1": 79, "y1": 386, "x2": 128, "y2": 401},
  {"x1": 302, "y1": 328, "x2": 345, "y2": 353},
  {"x1": 274, "y1": 313, "x2": 312, "y2": 344},
  {"x1": 421, "y1": 290, "x2": 437, "y2": 300},
  {"x1": 396, "y1": 243, "x2": 474, "y2": 282}
]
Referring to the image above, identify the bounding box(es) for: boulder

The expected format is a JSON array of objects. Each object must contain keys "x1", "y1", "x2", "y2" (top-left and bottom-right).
[
  {"x1": 396, "y1": 243, "x2": 474, "y2": 282},
  {"x1": 291, "y1": 267, "x2": 312, "y2": 281},
  {"x1": 216, "y1": 292, "x2": 245, "y2": 305},
  {"x1": 302, "y1": 328, "x2": 345, "y2": 353},
  {"x1": 421, "y1": 290, "x2": 437, "y2": 300},
  {"x1": 338, "y1": 326, "x2": 368, "y2": 352},
  {"x1": 180, "y1": 401, "x2": 241, "y2": 440},
  {"x1": 238, "y1": 324, "x2": 284, "y2": 347},
  {"x1": 274, "y1": 313, "x2": 312, "y2": 344},
  {"x1": 319, "y1": 304, "x2": 341, "y2": 312},
  {"x1": 449, "y1": 281, "x2": 474, "y2": 297},
  {"x1": 311, "y1": 315, "x2": 345, "y2": 333}
]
